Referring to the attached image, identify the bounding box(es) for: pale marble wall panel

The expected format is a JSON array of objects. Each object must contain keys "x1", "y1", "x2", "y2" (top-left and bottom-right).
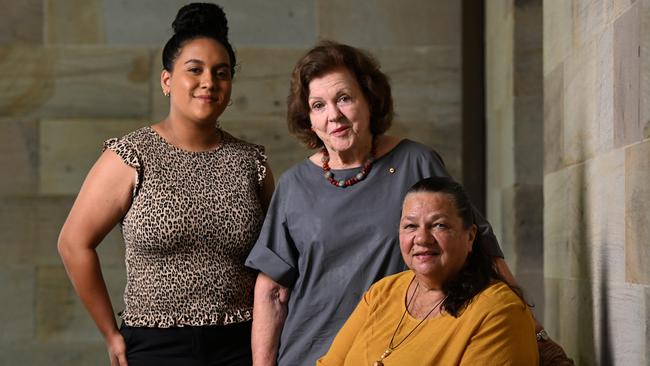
[
  {"x1": 45, "y1": 0, "x2": 104, "y2": 44},
  {"x1": 613, "y1": 3, "x2": 641, "y2": 147},
  {"x1": 543, "y1": 0, "x2": 572, "y2": 76},
  {"x1": 514, "y1": 95, "x2": 543, "y2": 183},
  {"x1": 0, "y1": 0, "x2": 43, "y2": 44},
  {"x1": 543, "y1": 64, "x2": 564, "y2": 174},
  {"x1": 543, "y1": 277, "x2": 596, "y2": 365},
  {"x1": 99, "y1": 0, "x2": 315, "y2": 46},
  {"x1": 0, "y1": 266, "x2": 34, "y2": 342},
  {"x1": 39, "y1": 119, "x2": 149, "y2": 195},
  {"x1": 317, "y1": 0, "x2": 460, "y2": 47},
  {"x1": 593, "y1": 282, "x2": 646, "y2": 366},
  {"x1": 0, "y1": 47, "x2": 151, "y2": 119},
  {"x1": 571, "y1": 0, "x2": 609, "y2": 49},
  {"x1": 486, "y1": 0, "x2": 515, "y2": 244},
  {"x1": 562, "y1": 27, "x2": 614, "y2": 165},
  {"x1": 545, "y1": 277, "x2": 646, "y2": 365},
  {"x1": 625, "y1": 140, "x2": 650, "y2": 285},
  {"x1": 642, "y1": 0, "x2": 650, "y2": 138},
  {"x1": 0, "y1": 118, "x2": 39, "y2": 196},
  {"x1": 35, "y1": 265, "x2": 124, "y2": 343},
  {"x1": 544, "y1": 149, "x2": 625, "y2": 282},
  {"x1": 604, "y1": 0, "x2": 637, "y2": 25}
]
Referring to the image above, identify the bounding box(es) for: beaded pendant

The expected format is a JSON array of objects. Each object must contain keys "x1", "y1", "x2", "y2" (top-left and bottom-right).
[{"x1": 320, "y1": 140, "x2": 376, "y2": 188}]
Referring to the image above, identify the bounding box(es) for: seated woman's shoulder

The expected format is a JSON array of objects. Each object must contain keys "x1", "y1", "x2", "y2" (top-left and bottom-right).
[
  {"x1": 366, "y1": 270, "x2": 413, "y2": 296},
  {"x1": 474, "y1": 281, "x2": 528, "y2": 309}
]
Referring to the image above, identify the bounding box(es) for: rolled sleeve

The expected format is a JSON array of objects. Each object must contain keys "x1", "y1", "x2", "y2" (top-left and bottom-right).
[{"x1": 245, "y1": 179, "x2": 299, "y2": 289}]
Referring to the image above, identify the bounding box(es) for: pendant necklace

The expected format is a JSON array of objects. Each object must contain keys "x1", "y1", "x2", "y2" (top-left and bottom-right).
[{"x1": 373, "y1": 279, "x2": 447, "y2": 366}]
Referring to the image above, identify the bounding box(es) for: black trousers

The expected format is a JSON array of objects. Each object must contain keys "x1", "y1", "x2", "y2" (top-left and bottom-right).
[{"x1": 120, "y1": 321, "x2": 252, "y2": 366}]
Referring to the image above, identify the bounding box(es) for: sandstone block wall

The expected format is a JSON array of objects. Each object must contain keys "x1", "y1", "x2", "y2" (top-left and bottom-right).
[
  {"x1": 542, "y1": 0, "x2": 648, "y2": 364},
  {"x1": 0, "y1": 1, "x2": 463, "y2": 364}
]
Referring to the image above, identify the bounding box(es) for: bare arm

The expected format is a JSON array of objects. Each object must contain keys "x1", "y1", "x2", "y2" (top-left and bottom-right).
[
  {"x1": 58, "y1": 150, "x2": 135, "y2": 366},
  {"x1": 252, "y1": 272, "x2": 290, "y2": 366}
]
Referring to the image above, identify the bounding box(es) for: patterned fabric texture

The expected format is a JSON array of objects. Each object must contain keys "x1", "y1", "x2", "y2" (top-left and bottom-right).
[{"x1": 104, "y1": 126, "x2": 266, "y2": 327}]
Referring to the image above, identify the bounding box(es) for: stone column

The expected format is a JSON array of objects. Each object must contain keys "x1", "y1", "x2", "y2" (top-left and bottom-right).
[{"x1": 485, "y1": 0, "x2": 545, "y2": 321}]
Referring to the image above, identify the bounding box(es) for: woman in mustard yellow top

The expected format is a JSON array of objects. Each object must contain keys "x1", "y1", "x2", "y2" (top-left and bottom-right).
[{"x1": 318, "y1": 177, "x2": 538, "y2": 365}]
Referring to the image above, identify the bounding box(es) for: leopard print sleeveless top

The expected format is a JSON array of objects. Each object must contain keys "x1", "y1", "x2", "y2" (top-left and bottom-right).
[{"x1": 104, "y1": 126, "x2": 266, "y2": 327}]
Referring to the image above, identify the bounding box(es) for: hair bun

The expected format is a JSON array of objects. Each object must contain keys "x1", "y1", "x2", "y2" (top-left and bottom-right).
[{"x1": 172, "y1": 3, "x2": 229, "y2": 39}]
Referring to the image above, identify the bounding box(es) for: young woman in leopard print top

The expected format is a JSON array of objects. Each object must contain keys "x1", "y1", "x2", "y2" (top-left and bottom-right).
[{"x1": 58, "y1": 3, "x2": 274, "y2": 365}]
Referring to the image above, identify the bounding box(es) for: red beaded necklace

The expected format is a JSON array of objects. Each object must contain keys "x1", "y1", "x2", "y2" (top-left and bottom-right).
[{"x1": 321, "y1": 139, "x2": 376, "y2": 187}]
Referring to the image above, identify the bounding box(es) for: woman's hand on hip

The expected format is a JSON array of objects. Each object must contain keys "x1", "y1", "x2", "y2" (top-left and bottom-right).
[{"x1": 106, "y1": 331, "x2": 128, "y2": 366}]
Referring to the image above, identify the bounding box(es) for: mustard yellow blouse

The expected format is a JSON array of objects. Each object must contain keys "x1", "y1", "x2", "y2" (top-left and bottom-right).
[{"x1": 318, "y1": 271, "x2": 538, "y2": 365}]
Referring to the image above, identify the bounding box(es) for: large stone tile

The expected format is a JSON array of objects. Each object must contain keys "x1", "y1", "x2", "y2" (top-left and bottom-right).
[
  {"x1": 0, "y1": 46, "x2": 151, "y2": 119},
  {"x1": 45, "y1": 0, "x2": 103, "y2": 44},
  {"x1": 33, "y1": 196, "x2": 75, "y2": 264},
  {"x1": 222, "y1": 118, "x2": 308, "y2": 179},
  {"x1": 39, "y1": 119, "x2": 149, "y2": 195},
  {"x1": 641, "y1": 0, "x2": 650, "y2": 139},
  {"x1": 626, "y1": 140, "x2": 650, "y2": 285},
  {"x1": 0, "y1": 195, "x2": 125, "y2": 266},
  {"x1": 605, "y1": 0, "x2": 637, "y2": 24},
  {"x1": 35, "y1": 264, "x2": 125, "y2": 342},
  {"x1": 514, "y1": 95, "x2": 543, "y2": 183},
  {"x1": 513, "y1": 0, "x2": 543, "y2": 102},
  {"x1": 562, "y1": 27, "x2": 614, "y2": 165},
  {"x1": 613, "y1": 3, "x2": 641, "y2": 148},
  {"x1": 390, "y1": 120, "x2": 462, "y2": 180},
  {"x1": 0, "y1": 340, "x2": 107, "y2": 366},
  {"x1": 150, "y1": 48, "x2": 167, "y2": 123},
  {"x1": 570, "y1": 0, "x2": 609, "y2": 49},
  {"x1": 0, "y1": 0, "x2": 43, "y2": 44},
  {"x1": 317, "y1": 0, "x2": 460, "y2": 47},
  {"x1": 99, "y1": 0, "x2": 315, "y2": 46},
  {"x1": 543, "y1": 277, "x2": 596, "y2": 365},
  {"x1": 220, "y1": 48, "x2": 305, "y2": 122},
  {"x1": 544, "y1": 149, "x2": 625, "y2": 283},
  {"x1": 372, "y1": 46, "x2": 461, "y2": 124},
  {"x1": 0, "y1": 197, "x2": 37, "y2": 264},
  {"x1": 501, "y1": 184, "x2": 544, "y2": 318},
  {"x1": 0, "y1": 266, "x2": 34, "y2": 342},
  {"x1": 486, "y1": 7, "x2": 514, "y2": 115},
  {"x1": 543, "y1": 0, "x2": 572, "y2": 76},
  {"x1": 545, "y1": 277, "x2": 646, "y2": 365},
  {"x1": 501, "y1": 184, "x2": 543, "y2": 270},
  {"x1": 0, "y1": 118, "x2": 39, "y2": 196},
  {"x1": 543, "y1": 64, "x2": 564, "y2": 174},
  {"x1": 590, "y1": 281, "x2": 646, "y2": 365}
]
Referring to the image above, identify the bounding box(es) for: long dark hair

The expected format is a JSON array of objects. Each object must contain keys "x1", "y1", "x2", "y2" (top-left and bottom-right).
[
  {"x1": 405, "y1": 177, "x2": 525, "y2": 317},
  {"x1": 162, "y1": 3, "x2": 236, "y2": 76}
]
